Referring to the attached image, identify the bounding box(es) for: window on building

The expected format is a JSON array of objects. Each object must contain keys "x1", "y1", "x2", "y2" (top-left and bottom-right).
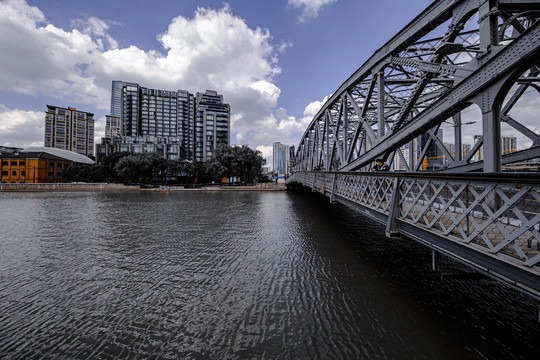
[
  {"x1": 1, "y1": 171, "x2": 8, "y2": 176},
  {"x1": 11, "y1": 160, "x2": 17, "y2": 166},
  {"x1": 12, "y1": 171, "x2": 17, "y2": 176},
  {"x1": 21, "y1": 171, "x2": 25, "y2": 177},
  {"x1": 2, "y1": 161, "x2": 8, "y2": 166},
  {"x1": 20, "y1": 161, "x2": 25, "y2": 167}
]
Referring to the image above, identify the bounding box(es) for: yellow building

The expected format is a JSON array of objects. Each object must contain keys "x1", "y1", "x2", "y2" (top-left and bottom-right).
[{"x1": 0, "y1": 147, "x2": 94, "y2": 184}]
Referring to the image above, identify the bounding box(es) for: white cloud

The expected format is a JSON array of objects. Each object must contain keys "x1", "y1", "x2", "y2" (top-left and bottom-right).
[
  {"x1": 0, "y1": 0, "x2": 294, "y2": 151},
  {"x1": 237, "y1": 96, "x2": 329, "y2": 166},
  {"x1": 256, "y1": 145, "x2": 273, "y2": 167},
  {"x1": 0, "y1": 105, "x2": 44, "y2": 148},
  {"x1": 72, "y1": 17, "x2": 119, "y2": 50},
  {"x1": 0, "y1": 0, "x2": 108, "y2": 107},
  {"x1": 287, "y1": 0, "x2": 337, "y2": 22}
]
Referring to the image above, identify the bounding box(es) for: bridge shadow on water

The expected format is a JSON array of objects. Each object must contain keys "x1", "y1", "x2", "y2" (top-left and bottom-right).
[{"x1": 287, "y1": 189, "x2": 540, "y2": 360}]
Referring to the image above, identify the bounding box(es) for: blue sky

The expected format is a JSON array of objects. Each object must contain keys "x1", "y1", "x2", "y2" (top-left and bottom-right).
[{"x1": 0, "y1": 0, "x2": 431, "y2": 162}]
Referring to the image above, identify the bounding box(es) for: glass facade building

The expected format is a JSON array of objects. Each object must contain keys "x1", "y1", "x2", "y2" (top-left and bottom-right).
[{"x1": 273, "y1": 142, "x2": 290, "y2": 176}]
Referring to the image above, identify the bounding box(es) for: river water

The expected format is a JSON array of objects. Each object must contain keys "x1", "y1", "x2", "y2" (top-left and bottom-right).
[{"x1": 0, "y1": 190, "x2": 538, "y2": 359}]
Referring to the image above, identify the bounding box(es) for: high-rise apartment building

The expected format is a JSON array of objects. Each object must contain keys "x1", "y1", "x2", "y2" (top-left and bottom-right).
[
  {"x1": 110, "y1": 80, "x2": 137, "y2": 118},
  {"x1": 100, "y1": 81, "x2": 230, "y2": 162},
  {"x1": 288, "y1": 145, "x2": 296, "y2": 174},
  {"x1": 105, "y1": 115, "x2": 122, "y2": 138},
  {"x1": 194, "y1": 90, "x2": 230, "y2": 162},
  {"x1": 462, "y1": 143, "x2": 472, "y2": 159},
  {"x1": 442, "y1": 142, "x2": 472, "y2": 165},
  {"x1": 178, "y1": 90, "x2": 196, "y2": 160},
  {"x1": 473, "y1": 135, "x2": 483, "y2": 161},
  {"x1": 502, "y1": 135, "x2": 517, "y2": 154},
  {"x1": 45, "y1": 105, "x2": 94, "y2": 156}
]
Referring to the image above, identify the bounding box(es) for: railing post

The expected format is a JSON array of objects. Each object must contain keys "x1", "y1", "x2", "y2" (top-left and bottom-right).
[
  {"x1": 385, "y1": 177, "x2": 401, "y2": 238},
  {"x1": 330, "y1": 173, "x2": 337, "y2": 204}
]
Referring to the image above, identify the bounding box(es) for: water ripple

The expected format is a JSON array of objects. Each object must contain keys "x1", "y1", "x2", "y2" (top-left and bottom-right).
[{"x1": 0, "y1": 191, "x2": 538, "y2": 359}]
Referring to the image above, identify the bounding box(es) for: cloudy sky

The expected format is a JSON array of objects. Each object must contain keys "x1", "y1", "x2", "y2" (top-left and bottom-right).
[{"x1": 0, "y1": 0, "x2": 431, "y2": 163}]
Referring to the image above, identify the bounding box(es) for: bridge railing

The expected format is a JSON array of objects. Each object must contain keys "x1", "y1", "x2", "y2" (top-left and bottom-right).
[{"x1": 287, "y1": 171, "x2": 540, "y2": 274}]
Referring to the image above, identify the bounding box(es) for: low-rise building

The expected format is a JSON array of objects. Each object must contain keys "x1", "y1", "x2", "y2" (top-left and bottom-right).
[
  {"x1": 96, "y1": 136, "x2": 182, "y2": 163},
  {"x1": 0, "y1": 147, "x2": 94, "y2": 183}
]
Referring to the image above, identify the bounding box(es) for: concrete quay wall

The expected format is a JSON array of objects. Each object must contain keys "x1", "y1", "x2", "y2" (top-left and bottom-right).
[
  {"x1": 197, "y1": 183, "x2": 287, "y2": 191},
  {"x1": 0, "y1": 183, "x2": 139, "y2": 191}
]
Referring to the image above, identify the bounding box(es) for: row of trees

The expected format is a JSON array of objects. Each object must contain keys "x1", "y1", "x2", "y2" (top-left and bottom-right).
[
  {"x1": 202, "y1": 144, "x2": 265, "y2": 184},
  {"x1": 63, "y1": 144, "x2": 265, "y2": 185}
]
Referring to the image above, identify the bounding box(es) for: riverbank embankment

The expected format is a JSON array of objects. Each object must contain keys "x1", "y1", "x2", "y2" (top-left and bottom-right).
[
  {"x1": 0, "y1": 183, "x2": 139, "y2": 191},
  {"x1": 0, "y1": 182, "x2": 286, "y2": 192},
  {"x1": 145, "y1": 183, "x2": 287, "y2": 191}
]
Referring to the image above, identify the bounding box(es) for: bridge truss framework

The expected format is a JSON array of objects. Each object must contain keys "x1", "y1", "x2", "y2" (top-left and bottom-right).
[
  {"x1": 293, "y1": 0, "x2": 540, "y2": 174},
  {"x1": 288, "y1": 0, "x2": 540, "y2": 301}
]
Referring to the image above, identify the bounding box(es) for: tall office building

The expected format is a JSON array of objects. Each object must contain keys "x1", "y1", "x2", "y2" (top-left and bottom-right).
[
  {"x1": 45, "y1": 105, "x2": 94, "y2": 156},
  {"x1": 273, "y1": 142, "x2": 289, "y2": 176},
  {"x1": 101, "y1": 81, "x2": 229, "y2": 162}
]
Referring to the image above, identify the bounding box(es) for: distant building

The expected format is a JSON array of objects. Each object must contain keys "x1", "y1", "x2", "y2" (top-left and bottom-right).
[
  {"x1": 0, "y1": 147, "x2": 93, "y2": 183},
  {"x1": 392, "y1": 140, "x2": 418, "y2": 171},
  {"x1": 443, "y1": 142, "x2": 455, "y2": 165},
  {"x1": 0, "y1": 146, "x2": 23, "y2": 154},
  {"x1": 45, "y1": 105, "x2": 94, "y2": 157},
  {"x1": 99, "y1": 81, "x2": 229, "y2": 163},
  {"x1": 502, "y1": 135, "x2": 517, "y2": 154},
  {"x1": 418, "y1": 129, "x2": 444, "y2": 170},
  {"x1": 288, "y1": 145, "x2": 296, "y2": 174},
  {"x1": 462, "y1": 143, "x2": 471, "y2": 159},
  {"x1": 96, "y1": 136, "x2": 181, "y2": 161},
  {"x1": 442, "y1": 142, "x2": 472, "y2": 165},
  {"x1": 473, "y1": 135, "x2": 483, "y2": 161},
  {"x1": 273, "y1": 142, "x2": 289, "y2": 176},
  {"x1": 105, "y1": 115, "x2": 122, "y2": 138}
]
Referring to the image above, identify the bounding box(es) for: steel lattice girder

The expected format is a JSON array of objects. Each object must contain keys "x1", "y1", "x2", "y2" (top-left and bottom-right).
[
  {"x1": 294, "y1": 0, "x2": 540, "y2": 173},
  {"x1": 286, "y1": 171, "x2": 540, "y2": 299}
]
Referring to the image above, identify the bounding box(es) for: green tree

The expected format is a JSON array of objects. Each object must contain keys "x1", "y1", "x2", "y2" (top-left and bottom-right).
[
  {"x1": 114, "y1": 152, "x2": 169, "y2": 184},
  {"x1": 102, "y1": 151, "x2": 131, "y2": 182},
  {"x1": 203, "y1": 144, "x2": 265, "y2": 184}
]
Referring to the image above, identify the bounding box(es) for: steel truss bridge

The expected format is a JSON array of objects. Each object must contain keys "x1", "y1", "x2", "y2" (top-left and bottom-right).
[{"x1": 286, "y1": 0, "x2": 540, "y2": 300}]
